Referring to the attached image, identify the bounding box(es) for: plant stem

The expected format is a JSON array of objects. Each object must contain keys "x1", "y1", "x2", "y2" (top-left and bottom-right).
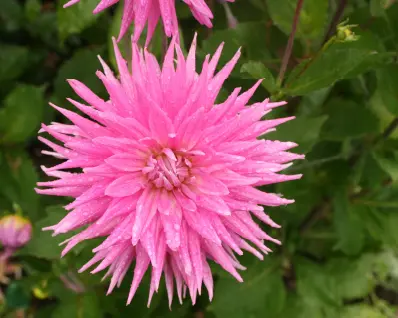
[
  {"x1": 299, "y1": 201, "x2": 331, "y2": 234},
  {"x1": 322, "y1": 0, "x2": 348, "y2": 45},
  {"x1": 287, "y1": 154, "x2": 345, "y2": 172},
  {"x1": 284, "y1": 35, "x2": 336, "y2": 90},
  {"x1": 277, "y1": 0, "x2": 304, "y2": 86},
  {"x1": 374, "y1": 117, "x2": 398, "y2": 146}
]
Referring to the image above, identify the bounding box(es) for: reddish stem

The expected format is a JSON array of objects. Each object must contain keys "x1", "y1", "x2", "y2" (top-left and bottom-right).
[{"x1": 277, "y1": 0, "x2": 305, "y2": 85}]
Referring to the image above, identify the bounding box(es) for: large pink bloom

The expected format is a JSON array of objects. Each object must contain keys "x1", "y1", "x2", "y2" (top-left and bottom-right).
[
  {"x1": 36, "y1": 36, "x2": 302, "y2": 306},
  {"x1": 63, "y1": 0, "x2": 227, "y2": 43}
]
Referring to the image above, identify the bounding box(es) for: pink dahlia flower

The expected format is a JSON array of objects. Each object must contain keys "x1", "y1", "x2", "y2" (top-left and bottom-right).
[
  {"x1": 36, "y1": 36, "x2": 302, "y2": 306},
  {"x1": 63, "y1": 0, "x2": 228, "y2": 43}
]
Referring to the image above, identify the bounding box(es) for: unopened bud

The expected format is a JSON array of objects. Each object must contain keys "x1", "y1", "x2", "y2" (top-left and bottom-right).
[
  {"x1": 336, "y1": 20, "x2": 359, "y2": 42},
  {"x1": 0, "y1": 215, "x2": 32, "y2": 249}
]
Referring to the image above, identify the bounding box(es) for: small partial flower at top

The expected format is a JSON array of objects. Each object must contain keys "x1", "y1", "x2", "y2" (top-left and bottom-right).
[
  {"x1": 63, "y1": 0, "x2": 233, "y2": 44},
  {"x1": 36, "y1": 35, "x2": 303, "y2": 306}
]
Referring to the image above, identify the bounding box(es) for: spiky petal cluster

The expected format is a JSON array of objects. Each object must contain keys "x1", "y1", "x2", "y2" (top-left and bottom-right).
[
  {"x1": 63, "y1": 0, "x2": 228, "y2": 43},
  {"x1": 36, "y1": 36, "x2": 302, "y2": 306}
]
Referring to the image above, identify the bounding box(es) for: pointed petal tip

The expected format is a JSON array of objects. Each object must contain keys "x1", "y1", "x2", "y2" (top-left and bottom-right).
[
  {"x1": 284, "y1": 199, "x2": 295, "y2": 205},
  {"x1": 274, "y1": 239, "x2": 282, "y2": 245},
  {"x1": 42, "y1": 225, "x2": 54, "y2": 232},
  {"x1": 117, "y1": 31, "x2": 126, "y2": 43},
  {"x1": 236, "y1": 274, "x2": 244, "y2": 283}
]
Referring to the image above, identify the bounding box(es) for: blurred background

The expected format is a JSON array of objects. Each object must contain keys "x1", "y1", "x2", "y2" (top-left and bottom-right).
[{"x1": 1, "y1": 0, "x2": 398, "y2": 317}]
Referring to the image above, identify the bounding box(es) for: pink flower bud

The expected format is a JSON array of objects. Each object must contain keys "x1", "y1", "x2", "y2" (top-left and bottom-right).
[{"x1": 0, "y1": 215, "x2": 32, "y2": 249}]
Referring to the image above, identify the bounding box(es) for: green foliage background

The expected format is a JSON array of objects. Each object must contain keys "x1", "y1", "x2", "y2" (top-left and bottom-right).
[{"x1": 1, "y1": 0, "x2": 398, "y2": 317}]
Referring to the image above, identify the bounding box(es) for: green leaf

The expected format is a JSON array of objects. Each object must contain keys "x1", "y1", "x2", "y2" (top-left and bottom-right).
[
  {"x1": 333, "y1": 191, "x2": 365, "y2": 255},
  {"x1": 327, "y1": 255, "x2": 378, "y2": 299},
  {"x1": 376, "y1": 65, "x2": 398, "y2": 115},
  {"x1": 355, "y1": 205, "x2": 398, "y2": 245},
  {"x1": 0, "y1": 151, "x2": 19, "y2": 208},
  {"x1": 342, "y1": 31, "x2": 392, "y2": 79},
  {"x1": 284, "y1": 41, "x2": 388, "y2": 96},
  {"x1": 52, "y1": 291, "x2": 102, "y2": 318},
  {"x1": 19, "y1": 206, "x2": 68, "y2": 259},
  {"x1": 0, "y1": 44, "x2": 29, "y2": 82},
  {"x1": 5, "y1": 281, "x2": 31, "y2": 309},
  {"x1": 296, "y1": 258, "x2": 342, "y2": 309},
  {"x1": 321, "y1": 99, "x2": 379, "y2": 141},
  {"x1": 358, "y1": 153, "x2": 388, "y2": 190},
  {"x1": 0, "y1": 149, "x2": 40, "y2": 219},
  {"x1": 386, "y1": 3, "x2": 398, "y2": 45},
  {"x1": 0, "y1": 85, "x2": 45, "y2": 144},
  {"x1": 268, "y1": 115, "x2": 327, "y2": 153},
  {"x1": 210, "y1": 259, "x2": 285, "y2": 318},
  {"x1": 25, "y1": 0, "x2": 41, "y2": 22},
  {"x1": 201, "y1": 22, "x2": 272, "y2": 70},
  {"x1": 240, "y1": 61, "x2": 278, "y2": 93},
  {"x1": 298, "y1": 87, "x2": 332, "y2": 116},
  {"x1": 57, "y1": 0, "x2": 102, "y2": 41},
  {"x1": 0, "y1": 0, "x2": 23, "y2": 31},
  {"x1": 370, "y1": 0, "x2": 388, "y2": 17},
  {"x1": 266, "y1": 0, "x2": 328, "y2": 41},
  {"x1": 54, "y1": 47, "x2": 105, "y2": 103},
  {"x1": 373, "y1": 151, "x2": 398, "y2": 181},
  {"x1": 341, "y1": 305, "x2": 387, "y2": 318}
]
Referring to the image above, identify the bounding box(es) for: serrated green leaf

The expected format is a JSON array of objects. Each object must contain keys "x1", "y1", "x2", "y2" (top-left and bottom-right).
[
  {"x1": 341, "y1": 305, "x2": 387, "y2": 318},
  {"x1": 268, "y1": 115, "x2": 327, "y2": 153},
  {"x1": 284, "y1": 41, "x2": 388, "y2": 96},
  {"x1": 0, "y1": 44, "x2": 29, "y2": 82},
  {"x1": 373, "y1": 151, "x2": 398, "y2": 181},
  {"x1": 370, "y1": 0, "x2": 389, "y2": 17},
  {"x1": 52, "y1": 291, "x2": 102, "y2": 318},
  {"x1": 327, "y1": 255, "x2": 378, "y2": 299},
  {"x1": 296, "y1": 258, "x2": 342, "y2": 309},
  {"x1": 0, "y1": 149, "x2": 40, "y2": 219},
  {"x1": 240, "y1": 61, "x2": 278, "y2": 93},
  {"x1": 343, "y1": 31, "x2": 392, "y2": 79},
  {"x1": 201, "y1": 22, "x2": 272, "y2": 71},
  {"x1": 210, "y1": 259, "x2": 285, "y2": 318},
  {"x1": 54, "y1": 47, "x2": 105, "y2": 103},
  {"x1": 333, "y1": 191, "x2": 365, "y2": 255},
  {"x1": 321, "y1": 99, "x2": 379, "y2": 141},
  {"x1": 266, "y1": 0, "x2": 328, "y2": 41},
  {"x1": 376, "y1": 65, "x2": 398, "y2": 115},
  {"x1": 57, "y1": 0, "x2": 101, "y2": 41},
  {"x1": 0, "y1": 85, "x2": 45, "y2": 143},
  {"x1": 5, "y1": 281, "x2": 31, "y2": 309},
  {"x1": 0, "y1": 0, "x2": 23, "y2": 31},
  {"x1": 19, "y1": 206, "x2": 68, "y2": 259},
  {"x1": 25, "y1": 0, "x2": 41, "y2": 22}
]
